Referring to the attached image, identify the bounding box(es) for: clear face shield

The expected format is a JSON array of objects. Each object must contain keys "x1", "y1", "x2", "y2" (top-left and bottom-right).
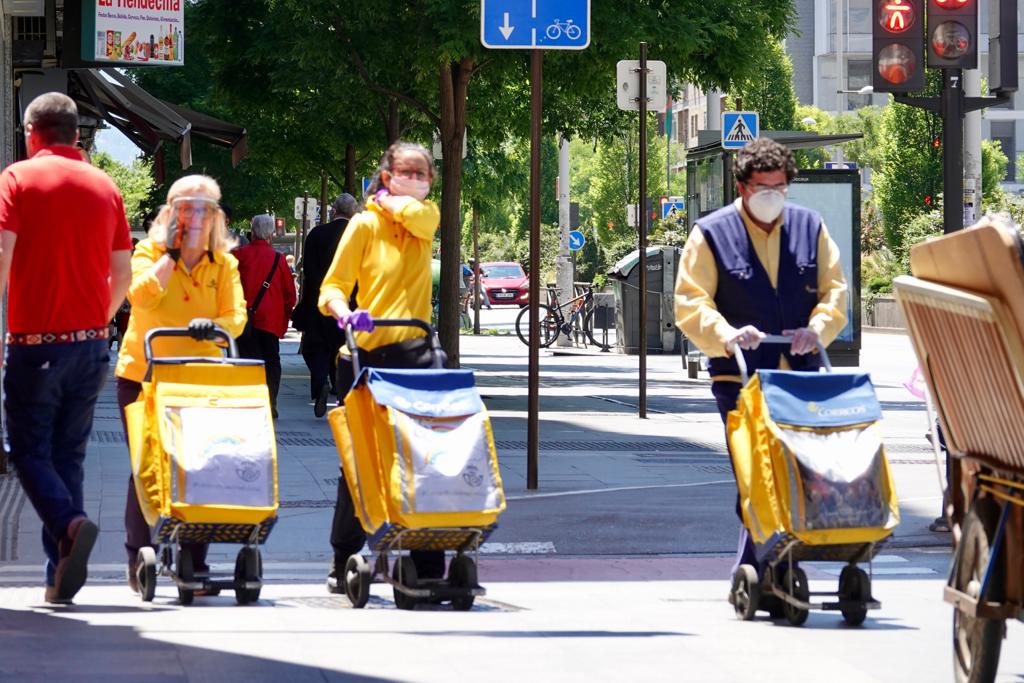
[{"x1": 169, "y1": 195, "x2": 219, "y2": 251}]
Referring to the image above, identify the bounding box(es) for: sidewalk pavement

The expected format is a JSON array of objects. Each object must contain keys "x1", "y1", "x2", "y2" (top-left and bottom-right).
[{"x1": 0, "y1": 328, "x2": 940, "y2": 588}]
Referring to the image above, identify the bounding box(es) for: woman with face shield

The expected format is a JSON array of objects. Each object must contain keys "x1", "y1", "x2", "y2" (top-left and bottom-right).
[{"x1": 113, "y1": 175, "x2": 247, "y2": 595}]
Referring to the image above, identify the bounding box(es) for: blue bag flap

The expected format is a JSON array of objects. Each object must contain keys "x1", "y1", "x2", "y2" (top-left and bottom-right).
[
  {"x1": 758, "y1": 370, "x2": 882, "y2": 428},
  {"x1": 363, "y1": 368, "x2": 484, "y2": 418}
]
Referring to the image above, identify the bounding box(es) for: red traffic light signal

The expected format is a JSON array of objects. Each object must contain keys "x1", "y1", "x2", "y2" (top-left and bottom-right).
[
  {"x1": 873, "y1": 0, "x2": 925, "y2": 92},
  {"x1": 927, "y1": 0, "x2": 977, "y2": 69}
]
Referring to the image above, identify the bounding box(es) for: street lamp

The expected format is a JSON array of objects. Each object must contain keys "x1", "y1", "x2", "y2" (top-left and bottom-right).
[
  {"x1": 800, "y1": 116, "x2": 818, "y2": 126},
  {"x1": 836, "y1": 85, "x2": 875, "y2": 95}
]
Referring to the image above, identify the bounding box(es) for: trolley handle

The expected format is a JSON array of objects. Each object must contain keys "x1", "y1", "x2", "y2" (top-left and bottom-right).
[
  {"x1": 731, "y1": 333, "x2": 832, "y2": 385},
  {"x1": 344, "y1": 317, "x2": 444, "y2": 377},
  {"x1": 143, "y1": 325, "x2": 239, "y2": 362}
]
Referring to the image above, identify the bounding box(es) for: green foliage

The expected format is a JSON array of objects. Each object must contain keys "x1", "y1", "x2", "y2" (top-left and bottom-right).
[
  {"x1": 92, "y1": 151, "x2": 155, "y2": 227},
  {"x1": 895, "y1": 209, "x2": 943, "y2": 272},
  {"x1": 726, "y1": 40, "x2": 796, "y2": 131},
  {"x1": 791, "y1": 104, "x2": 884, "y2": 170},
  {"x1": 981, "y1": 138, "x2": 1009, "y2": 209},
  {"x1": 873, "y1": 71, "x2": 944, "y2": 248}
]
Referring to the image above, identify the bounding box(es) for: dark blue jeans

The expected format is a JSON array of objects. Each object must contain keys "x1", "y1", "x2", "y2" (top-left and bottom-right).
[{"x1": 4, "y1": 340, "x2": 108, "y2": 585}]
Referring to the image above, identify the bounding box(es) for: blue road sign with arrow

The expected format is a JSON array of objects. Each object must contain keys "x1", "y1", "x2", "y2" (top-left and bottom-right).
[
  {"x1": 568, "y1": 230, "x2": 585, "y2": 251},
  {"x1": 481, "y1": 0, "x2": 591, "y2": 50}
]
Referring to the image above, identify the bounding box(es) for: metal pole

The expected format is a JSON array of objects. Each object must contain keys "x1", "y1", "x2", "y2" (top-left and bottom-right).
[
  {"x1": 964, "y1": 68, "x2": 982, "y2": 223},
  {"x1": 942, "y1": 69, "x2": 965, "y2": 234},
  {"x1": 528, "y1": 49, "x2": 543, "y2": 490},
  {"x1": 666, "y1": 101, "x2": 671, "y2": 194},
  {"x1": 556, "y1": 135, "x2": 572, "y2": 347},
  {"x1": 299, "y1": 192, "x2": 308, "y2": 262},
  {"x1": 638, "y1": 42, "x2": 648, "y2": 419},
  {"x1": 473, "y1": 204, "x2": 481, "y2": 335}
]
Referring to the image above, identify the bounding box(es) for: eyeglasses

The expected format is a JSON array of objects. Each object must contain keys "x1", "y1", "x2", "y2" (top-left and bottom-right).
[
  {"x1": 746, "y1": 182, "x2": 789, "y2": 194},
  {"x1": 391, "y1": 169, "x2": 431, "y2": 181},
  {"x1": 177, "y1": 205, "x2": 212, "y2": 217}
]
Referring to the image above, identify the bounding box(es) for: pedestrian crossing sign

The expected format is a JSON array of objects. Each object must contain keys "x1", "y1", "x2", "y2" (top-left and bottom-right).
[{"x1": 721, "y1": 111, "x2": 759, "y2": 150}]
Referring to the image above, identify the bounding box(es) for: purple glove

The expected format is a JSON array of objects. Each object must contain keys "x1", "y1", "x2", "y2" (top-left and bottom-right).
[{"x1": 339, "y1": 310, "x2": 375, "y2": 333}]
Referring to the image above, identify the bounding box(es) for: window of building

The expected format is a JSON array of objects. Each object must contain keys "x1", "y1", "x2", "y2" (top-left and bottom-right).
[
  {"x1": 846, "y1": 59, "x2": 872, "y2": 110},
  {"x1": 681, "y1": 111, "x2": 689, "y2": 146},
  {"x1": 992, "y1": 121, "x2": 1017, "y2": 182},
  {"x1": 691, "y1": 114, "x2": 698, "y2": 141},
  {"x1": 848, "y1": 0, "x2": 871, "y2": 34}
]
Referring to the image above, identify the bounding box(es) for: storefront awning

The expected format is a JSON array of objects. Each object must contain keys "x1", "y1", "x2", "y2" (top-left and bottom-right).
[{"x1": 67, "y1": 68, "x2": 246, "y2": 174}]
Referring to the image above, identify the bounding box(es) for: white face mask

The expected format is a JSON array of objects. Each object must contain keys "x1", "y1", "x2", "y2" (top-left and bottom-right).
[
  {"x1": 746, "y1": 190, "x2": 785, "y2": 224},
  {"x1": 388, "y1": 175, "x2": 431, "y2": 201}
]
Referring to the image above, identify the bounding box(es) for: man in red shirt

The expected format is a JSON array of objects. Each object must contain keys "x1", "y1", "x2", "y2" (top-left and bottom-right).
[
  {"x1": 234, "y1": 214, "x2": 297, "y2": 417},
  {"x1": 0, "y1": 93, "x2": 133, "y2": 604}
]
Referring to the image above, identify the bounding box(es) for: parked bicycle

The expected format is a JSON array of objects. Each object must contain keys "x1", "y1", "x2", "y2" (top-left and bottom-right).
[{"x1": 515, "y1": 285, "x2": 614, "y2": 351}]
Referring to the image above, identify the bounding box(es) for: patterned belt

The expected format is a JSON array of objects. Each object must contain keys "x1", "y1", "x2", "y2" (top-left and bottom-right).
[{"x1": 6, "y1": 327, "x2": 110, "y2": 346}]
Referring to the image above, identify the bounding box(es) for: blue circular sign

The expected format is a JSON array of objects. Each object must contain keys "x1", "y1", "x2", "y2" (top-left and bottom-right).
[{"x1": 568, "y1": 230, "x2": 586, "y2": 251}]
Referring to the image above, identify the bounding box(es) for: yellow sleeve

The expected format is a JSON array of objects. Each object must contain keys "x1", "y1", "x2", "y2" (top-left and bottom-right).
[
  {"x1": 126, "y1": 241, "x2": 166, "y2": 311},
  {"x1": 806, "y1": 222, "x2": 849, "y2": 345},
  {"x1": 212, "y1": 255, "x2": 247, "y2": 338},
  {"x1": 673, "y1": 226, "x2": 740, "y2": 358},
  {"x1": 392, "y1": 197, "x2": 440, "y2": 241},
  {"x1": 319, "y1": 215, "x2": 370, "y2": 314}
]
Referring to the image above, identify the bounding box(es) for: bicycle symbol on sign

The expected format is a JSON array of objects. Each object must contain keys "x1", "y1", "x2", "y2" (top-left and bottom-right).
[{"x1": 545, "y1": 18, "x2": 582, "y2": 41}]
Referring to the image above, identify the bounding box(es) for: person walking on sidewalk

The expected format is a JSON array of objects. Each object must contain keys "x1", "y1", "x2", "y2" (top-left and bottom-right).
[
  {"x1": 115, "y1": 175, "x2": 246, "y2": 593},
  {"x1": 0, "y1": 92, "x2": 133, "y2": 604},
  {"x1": 234, "y1": 214, "x2": 297, "y2": 418},
  {"x1": 673, "y1": 138, "x2": 848, "y2": 579},
  {"x1": 293, "y1": 193, "x2": 358, "y2": 417},
  {"x1": 318, "y1": 142, "x2": 445, "y2": 593}
]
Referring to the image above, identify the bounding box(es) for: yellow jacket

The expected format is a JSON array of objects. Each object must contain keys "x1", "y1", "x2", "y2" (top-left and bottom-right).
[
  {"x1": 116, "y1": 238, "x2": 247, "y2": 383},
  {"x1": 674, "y1": 198, "x2": 848, "y2": 382},
  {"x1": 318, "y1": 196, "x2": 440, "y2": 351}
]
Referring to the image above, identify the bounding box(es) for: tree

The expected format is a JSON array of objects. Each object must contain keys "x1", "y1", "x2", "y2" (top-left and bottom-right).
[
  {"x1": 92, "y1": 151, "x2": 155, "y2": 227},
  {"x1": 726, "y1": 40, "x2": 796, "y2": 130}
]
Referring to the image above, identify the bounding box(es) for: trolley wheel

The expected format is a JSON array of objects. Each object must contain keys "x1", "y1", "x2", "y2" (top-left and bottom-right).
[
  {"x1": 839, "y1": 565, "x2": 870, "y2": 626},
  {"x1": 137, "y1": 547, "x2": 157, "y2": 603},
  {"x1": 344, "y1": 555, "x2": 371, "y2": 609},
  {"x1": 781, "y1": 567, "x2": 810, "y2": 627},
  {"x1": 176, "y1": 546, "x2": 194, "y2": 606},
  {"x1": 953, "y1": 501, "x2": 1005, "y2": 683},
  {"x1": 730, "y1": 564, "x2": 759, "y2": 621},
  {"x1": 234, "y1": 547, "x2": 262, "y2": 605},
  {"x1": 392, "y1": 556, "x2": 419, "y2": 611},
  {"x1": 448, "y1": 554, "x2": 478, "y2": 611}
]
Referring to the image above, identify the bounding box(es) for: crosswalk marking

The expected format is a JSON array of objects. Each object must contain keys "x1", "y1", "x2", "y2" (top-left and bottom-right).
[{"x1": 816, "y1": 554, "x2": 936, "y2": 576}]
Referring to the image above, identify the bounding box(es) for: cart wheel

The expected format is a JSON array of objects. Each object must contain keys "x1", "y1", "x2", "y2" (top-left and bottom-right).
[
  {"x1": 137, "y1": 547, "x2": 157, "y2": 603},
  {"x1": 730, "y1": 564, "x2": 759, "y2": 621},
  {"x1": 781, "y1": 567, "x2": 810, "y2": 626},
  {"x1": 392, "y1": 556, "x2": 419, "y2": 610},
  {"x1": 839, "y1": 566, "x2": 870, "y2": 626},
  {"x1": 448, "y1": 554, "x2": 478, "y2": 611},
  {"x1": 234, "y1": 547, "x2": 262, "y2": 605},
  {"x1": 344, "y1": 555, "x2": 371, "y2": 609},
  {"x1": 176, "y1": 546, "x2": 195, "y2": 606},
  {"x1": 953, "y1": 502, "x2": 1005, "y2": 683}
]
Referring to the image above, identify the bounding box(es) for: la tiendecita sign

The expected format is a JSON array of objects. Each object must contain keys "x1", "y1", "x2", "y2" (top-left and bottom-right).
[{"x1": 82, "y1": 0, "x2": 185, "y2": 66}]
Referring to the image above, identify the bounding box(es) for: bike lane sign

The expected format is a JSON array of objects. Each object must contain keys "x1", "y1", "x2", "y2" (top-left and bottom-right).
[{"x1": 481, "y1": 0, "x2": 590, "y2": 50}]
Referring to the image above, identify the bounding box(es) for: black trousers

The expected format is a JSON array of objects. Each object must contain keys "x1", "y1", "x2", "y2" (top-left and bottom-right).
[
  {"x1": 237, "y1": 329, "x2": 282, "y2": 409},
  {"x1": 712, "y1": 380, "x2": 759, "y2": 571},
  {"x1": 330, "y1": 335, "x2": 447, "y2": 579},
  {"x1": 301, "y1": 340, "x2": 338, "y2": 400}
]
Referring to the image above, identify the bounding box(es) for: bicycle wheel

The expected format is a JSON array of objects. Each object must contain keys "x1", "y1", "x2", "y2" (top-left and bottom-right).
[
  {"x1": 566, "y1": 24, "x2": 582, "y2": 40},
  {"x1": 545, "y1": 24, "x2": 561, "y2": 40},
  {"x1": 516, "y1": 304, "x2": 559, "y2": 347},
  {"x1": 583, "y1": 308, "x2": 616, "y2": 351}
]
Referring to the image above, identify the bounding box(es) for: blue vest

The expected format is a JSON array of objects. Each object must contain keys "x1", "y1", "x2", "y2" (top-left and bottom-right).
[{"x1": 700, "y1": 202, "x2": 824, "y2": 377}]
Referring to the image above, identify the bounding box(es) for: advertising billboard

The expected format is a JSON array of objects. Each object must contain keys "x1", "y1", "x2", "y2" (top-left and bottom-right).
[{"x1": 81, "y1": 0, "x2": 184, "y2": 66}]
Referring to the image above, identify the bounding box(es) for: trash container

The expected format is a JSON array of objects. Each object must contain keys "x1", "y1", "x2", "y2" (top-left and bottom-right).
[{"x1": 608, "y1": 245, "x2": 683, "y2": 354}]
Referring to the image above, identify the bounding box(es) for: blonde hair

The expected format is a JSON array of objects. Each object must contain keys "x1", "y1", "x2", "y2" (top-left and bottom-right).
[{"x1": 148, "y1": 174, "x2": 236, "y2": 252}]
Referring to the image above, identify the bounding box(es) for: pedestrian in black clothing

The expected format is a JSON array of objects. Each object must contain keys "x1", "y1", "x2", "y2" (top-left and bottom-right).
[{"x1": 293, "y1": 193, "x2": 359, "y2": 417}]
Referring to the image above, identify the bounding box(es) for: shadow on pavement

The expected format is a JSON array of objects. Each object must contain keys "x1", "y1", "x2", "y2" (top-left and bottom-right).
[
  {"x1": 0, "y1": 607, "x2": 400, "y2": 683},
  {"x1": 399, "y1": 629, "x2": 689, "y2": 638}
]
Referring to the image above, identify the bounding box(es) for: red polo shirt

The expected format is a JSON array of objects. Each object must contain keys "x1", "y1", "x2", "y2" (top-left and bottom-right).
[{"x1": 0, "y1": 146, "x2": 132, "y2": 334}]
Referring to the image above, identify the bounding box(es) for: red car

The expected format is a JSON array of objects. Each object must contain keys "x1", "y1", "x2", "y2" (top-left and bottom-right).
[{"x1": 478, "y1": 261, "x2": 529, "y2": 306}]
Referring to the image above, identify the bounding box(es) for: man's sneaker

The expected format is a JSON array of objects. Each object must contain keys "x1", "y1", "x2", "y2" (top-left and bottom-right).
[
  {"x1": 314, "y1": 383, "x2": 330, "y2": 418},
  {"x1": 53, "y1": 516, "x2": 98, "y2": 603},
  {"x1": 44, "y1": 584, "x2": 71, "y2": 605},
  {"x1": 326, "y1": 557, "x2": 345, "y2": 595}
]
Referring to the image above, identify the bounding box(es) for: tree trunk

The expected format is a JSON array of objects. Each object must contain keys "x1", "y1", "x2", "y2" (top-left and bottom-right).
[
  {"x1": 437, "y1": 58, "x2": 472, "y2": 367},
  {"x1": 385, "y1": 98, "x2": 401, "y2": 145},
  {"x1": 345, "y1": 143, "x2": 356, "y2": 195}
]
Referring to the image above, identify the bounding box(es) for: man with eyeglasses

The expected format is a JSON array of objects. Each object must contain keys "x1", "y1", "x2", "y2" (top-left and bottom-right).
[{"x1": 673, "y1": 138, "x2": 848, "y2": 583}]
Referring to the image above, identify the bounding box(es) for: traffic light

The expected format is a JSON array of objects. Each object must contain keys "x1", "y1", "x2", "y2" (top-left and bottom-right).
[
  {"x1": 274, "y1": 217, "x2": 285, "y2": 236},
  {"x1": 989, "y1": 0, "x2": 1018, "y2": 94},
  {"x1": 872, "y1": 0, "x2": 925, "y2": 93},
  {"x1": 926, "y1": 0, "x2": 977, "y2": 69}
]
